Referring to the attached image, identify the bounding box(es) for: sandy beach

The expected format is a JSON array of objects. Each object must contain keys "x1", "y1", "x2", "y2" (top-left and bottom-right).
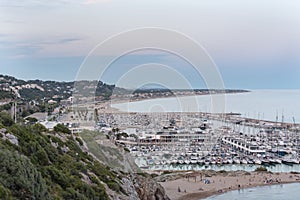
[{"x1": 158, "y1": 170, "x2": 300, "y2": 200}]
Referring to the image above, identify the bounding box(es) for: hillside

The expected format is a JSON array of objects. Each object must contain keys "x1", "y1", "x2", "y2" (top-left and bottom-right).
[
  {"x1": 0, "y1": 112, "x2": 169, "y2": 200},
  {"x1": 0, "y1": 75, "x2": 118, "y2": 101},
  {"x1": 0, "y1": 74, "x2": 249, "y2": 103}
]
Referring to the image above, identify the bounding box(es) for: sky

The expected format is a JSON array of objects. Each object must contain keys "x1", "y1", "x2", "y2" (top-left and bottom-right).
[{"x1": 0, "y1": 0, "x2": 300, "y2": 89}]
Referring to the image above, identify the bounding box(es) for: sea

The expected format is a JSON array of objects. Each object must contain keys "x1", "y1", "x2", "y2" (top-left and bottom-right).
[
  {"x1": 112, "y1": 90, "x2": 300, "y2": 123},
  {"x1": 204, "y1": 183, "x2": 300, "y2": 200}
]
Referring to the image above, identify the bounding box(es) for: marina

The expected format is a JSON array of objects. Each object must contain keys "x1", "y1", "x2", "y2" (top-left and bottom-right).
[{"x1": 95, "y1": 111, "x2": 300, "y2": 172}]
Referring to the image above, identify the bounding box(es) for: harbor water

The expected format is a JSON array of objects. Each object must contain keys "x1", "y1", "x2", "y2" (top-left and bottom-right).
[{"x1": 143, "y1": 163, "x2": 300, "y2": 173}]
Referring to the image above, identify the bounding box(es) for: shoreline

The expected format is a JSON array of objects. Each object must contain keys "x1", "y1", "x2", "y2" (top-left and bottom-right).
[
  {"x1": 178, "y1": 181, "x2": 299, "y2": 200},
  {"x1": 96, "y1": 91, "x2": 300, "y2": 126},
  {"x1": 108, "y1": 91, "x2": 245, "y2": 108},
  {"x1": 157, "y1": 170, "x2": 300, "y2": 200},
  {"x1": 96, "y1": 90, "x2": 248, "y2": 112}
]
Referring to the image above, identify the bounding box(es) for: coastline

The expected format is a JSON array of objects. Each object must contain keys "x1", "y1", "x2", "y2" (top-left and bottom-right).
[
  {"x1": 108, "y1": 91, "x2": 246, "y2": 108},
  {"x1": 98, "y1": 90, "x2": 300, "y2": 126},
  {"x1": 157, "y1": 170, "x2": 300, "y2": 200},
  {"x1": 93, "y1": 91, "x2": 300, "y2": 200},
  {"x1": 177, "y1": 181, "x2": 299, "y2": 200}
]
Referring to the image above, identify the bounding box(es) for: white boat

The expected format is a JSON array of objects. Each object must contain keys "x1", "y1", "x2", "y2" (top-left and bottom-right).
[
  {"x1": 191, "y1": 160, "x2": 198, "y2": 164},
  {"x1": 178, "y1": 160, "x2": 184, "y2": 165},
  {"x1": 190, "y1": 157, "x2": 198, "y2": 164},
  {"x1": 210, "y1": 160, "x2": 216, "y2": 165},
  {"x1": 227, "y1": 159, "x2": 233, "y2": 164},
  {"x1": 184, "y1": 159, "x2": 191, "y2": 165},
  {"x1": 291, "y1": 158, "x2": 300, "y2": 164},
  {"x1": 233, "y1": 158, "x2": 240, "y2": 164},
  {"x1": 248, "y1": 159, "x2": 254, "y2": 164},
  {"x1": 204, "y1": 160, "x2": 210, "y2": 165},
  {"x1": 172, "y1": 159, "x2": 178, "y2": 164},
  {"x1": 198, "y1": 160, "x2": 205, "y2": 165},
  {"x1": 254, "y1": 159, "x2": 262, "y2": 165},
  {"x1": 269, "y1": 158, "x2": 276, "y2": 164},
  {"x1": 275, "y1": 159, "x2": 282, "y2": 164},
  {"x1": 241, "y1": 159, "x2": 248, "y2": 164}
]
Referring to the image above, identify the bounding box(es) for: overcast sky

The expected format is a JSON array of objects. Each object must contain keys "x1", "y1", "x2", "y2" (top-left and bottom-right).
[{"x1": 0, "y1": 0, "x2": 300, "y2": 89}]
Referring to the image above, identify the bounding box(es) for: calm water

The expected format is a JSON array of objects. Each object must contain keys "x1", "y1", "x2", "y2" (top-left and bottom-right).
[
  {"x1": 204, "y1": 183, "x2": 300, "y2": 200},
  {"x1": 112, "y1": 90, "x2": 300, "y2": 123},
  {"x1": 146, "y1": 164, "x2": 300, "y2": 173}
]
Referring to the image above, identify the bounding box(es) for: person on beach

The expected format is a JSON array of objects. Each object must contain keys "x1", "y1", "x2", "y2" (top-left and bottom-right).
[{"x1": 178, "y1": 186, "x2": 181, "y2": 192}]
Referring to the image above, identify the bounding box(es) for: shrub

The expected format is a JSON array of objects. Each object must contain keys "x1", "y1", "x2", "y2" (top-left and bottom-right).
[
  {"x1": 0, "y1": 183, "x2": 13, "y2": 200},
  {"x1": 26, "y1": 117, "x2": 38, "y2": 123},
  {"x1": 54, "y1": 124, "x2": 71, "y2": 134},
  {"x1": 107, "y1": 181, "x2": 121, "y2": 192},
  {"x1": 46, "y1": 166, "x2": 70, "y2": 189},
  {"x1": 0, "y1": 149, "x2": 50, "y2": 199},
  {"x1": 76, "y1": 137, "x2": 84, "y2": 146},
  {"x1": 0, "y1": 112, "x2": 14, "y2": 127}
]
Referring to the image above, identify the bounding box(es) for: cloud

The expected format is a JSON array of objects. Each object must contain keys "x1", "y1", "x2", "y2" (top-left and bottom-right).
[
  {"x1": 58, "y1": 37, "x2": 84, "y2": 44},
  {"x1": 0, "y1": 35, "x2": 84, "y2": 59}
]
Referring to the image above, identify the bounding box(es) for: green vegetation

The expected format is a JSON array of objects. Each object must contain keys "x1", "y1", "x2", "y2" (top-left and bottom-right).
[
  {"x1": 0, "y1": 102, "x2": 12, "y2": 113},
  {"x1": 79, "y1": 130, "x2": 126, "y2": 169},
  {"x1": 0, "y1": 91, "x2": 13, "y2": 100},
  {"x1": 26, "y1": 117, "x2": 38, "y2": 123},
  {"x1": 0, "y1": 75, "x2": 120, "y2": 103},
  {"x1": 54, "y1": 124, "x2": 71, "y2": 134},
  {"x1": 0, "y1": 112, "x2": 14, "y2": 127},
  {"x1": 0, "y1": 149, "x2": 50, "y2": 199},
  {"x1": 76, "y1": 137, "x2": 84, "y2": 146},
  {"x1": 0, "y1": 183, "x2": 13, "y2": 200},
  {"x1": 0, "y1": 114, "x2": 126, "y2": 199}
]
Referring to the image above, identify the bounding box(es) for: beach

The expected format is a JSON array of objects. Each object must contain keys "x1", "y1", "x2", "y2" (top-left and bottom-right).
[{"x1": 158, "y1": 170, "x2": 300, "y2": 200}]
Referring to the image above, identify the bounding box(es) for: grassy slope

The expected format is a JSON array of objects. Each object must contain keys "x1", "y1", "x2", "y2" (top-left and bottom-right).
[{"x1": 0, "y1": 122, "x2": 126, "y2": 200}]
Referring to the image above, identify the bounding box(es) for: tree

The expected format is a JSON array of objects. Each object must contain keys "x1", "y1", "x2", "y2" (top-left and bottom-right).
[
  {"x1": 0, "y1": 149, "x2": 50, "y2": 199},
  {"x1": 0, "y1": 183, "x2": 13, "y2": 200},
  {"x1": 26, "y1": 117, "x2": 38, "y2": 123},
  {"x1": 0, "y1": 112, "x2": 14, "y2": 127},
  {"x1": 54, "y1": 124, "x2": 71, "y2": 134}
]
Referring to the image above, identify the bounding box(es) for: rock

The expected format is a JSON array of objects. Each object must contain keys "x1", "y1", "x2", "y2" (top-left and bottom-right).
[{"x1": 133, "y1": 174, "x2": 170, "y2": 200}]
